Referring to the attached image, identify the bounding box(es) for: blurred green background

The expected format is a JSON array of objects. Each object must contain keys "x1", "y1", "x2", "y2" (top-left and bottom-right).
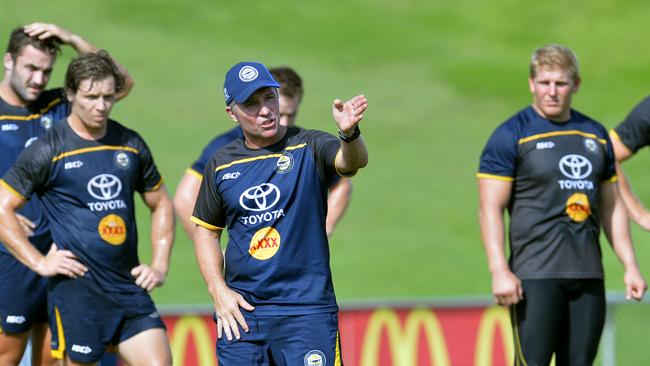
[{"x1": 2, "y1": 0, "x2": 649, "y2": 335}]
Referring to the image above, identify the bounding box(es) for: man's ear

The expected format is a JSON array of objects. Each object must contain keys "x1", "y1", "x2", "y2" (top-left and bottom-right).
[
  {"x1": 3, "y1": 53, "x2": 14, "y2": 73},
  {"x1": 226, "y1": 105, "x2": 238, "y2": 123}
]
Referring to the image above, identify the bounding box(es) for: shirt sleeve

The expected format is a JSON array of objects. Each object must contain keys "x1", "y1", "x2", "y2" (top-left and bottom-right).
[
  {"x1": 613, "y1": 96, "x2": 650, "y2": 153},
  {"x1": 602, "y1": 131, "x2": 617, "y2": 182},
  {"x1": 1, "y1": 138, "x2": 52, "y2": 199},
  {"x1": 477, "y1": 122, "x2": 518, "y2": 180},
  {"x1": 305, "y1": 130, "x2": 341, "y2": 187},
  {"x1": 191, "y1": 157, "x2": 225, "y2": 230},
  {"x1": 135, "y1": 135, "x2": 163, "y2": 192}
]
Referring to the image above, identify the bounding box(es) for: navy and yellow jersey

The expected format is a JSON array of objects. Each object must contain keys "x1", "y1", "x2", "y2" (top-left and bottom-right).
[
  {"x1": 0, "y1": 88, "x2": 70, "y2": 253},
  {"x1": 478, "y1": 106, "x2": 616, "y2": 280},
  {"x1": 192, "y1": 126, "x2": 341, "y2": 315},
  {"x1": 188, "y1": 126, "x2": 244, "y2": 177},
  {"x1": 1, "y1": 119, "x2": 162, "y2": 292},
  {"x1": 612, "y1": 96, "x2": 650, "y2": 153}
]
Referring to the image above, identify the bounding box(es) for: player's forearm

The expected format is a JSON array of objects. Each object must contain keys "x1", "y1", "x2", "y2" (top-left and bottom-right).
[
  {"x1": 193, "y1": 228, "x2": 227, "y2": 299},
  {"x1": 601, "y1": 183, "x2": 640, "y2": 270},
  {"x1": 149, "y1": 197, "x2": 175, "y2": 275},
  {"x1": 616, "y1": 165, "x2": 650, "y2": 230},
  {"x1": 325, "y1": 179, "x2": 352, "y2": 237},
  {"x1": 0, "y1": 210, "x2": 45, "y2": 271},
  {"x1": 335, "y1": 138, "x2": 368, "y2": 175},
  {"x1": 479, "y1": 206, "x2": 510, "y2": 274}
]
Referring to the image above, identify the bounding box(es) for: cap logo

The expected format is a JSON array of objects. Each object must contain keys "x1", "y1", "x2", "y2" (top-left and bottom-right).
[{"x1": 239, "y1": 66, "x2": 259, "y2": 82}]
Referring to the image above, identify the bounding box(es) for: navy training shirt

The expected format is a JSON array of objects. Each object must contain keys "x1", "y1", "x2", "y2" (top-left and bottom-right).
[
  {"x1": 0, "y1": 88, "x2": 70, "y2": 253},
  {"x1": 192, "y1": 126, "x2": 342, "y2": 315},
  {"x1": 2, "y1": 119, "x2": 162, "y2": 292},
  {"x1": 478, "y1": 106, "x2": 616, "y2": 280}
]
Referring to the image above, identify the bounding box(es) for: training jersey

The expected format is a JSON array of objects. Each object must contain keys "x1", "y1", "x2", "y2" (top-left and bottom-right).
[
  {"x1": 2, "y1": 119, "x2": 162, "y2": 292},
  {"x1": 612, "y1": 96, "x2": 650, "y2": 153},
  {"x1": 192, "y1": 126, "x2": 341, "y2": 315},
  {"x1": 478, "y1": 106, "x2": 616, "y2": 280},
  {"x1": 0, "y1": 88, "x2": 70, "y2": 253}
]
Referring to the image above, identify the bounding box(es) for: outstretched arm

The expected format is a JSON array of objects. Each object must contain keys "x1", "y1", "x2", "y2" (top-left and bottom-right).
[
  {"x1": 600, "y1": 182, "x2": 647, "y2": 300},
  {"x1": 133, "y1": 186, "x2": 175, "y2": 292},
  {"x1": 0, "y1": 184, "x2": 87, "y2": 277},
  {"x1": 478, "y1": 178, "x2": 523, "y2": 306},
  {"x1": 333, "y1": 95, "x2": 369, "y2": 175},
  {"x1": 23, "y1": 22, "x2": 134, "y2": 100}
]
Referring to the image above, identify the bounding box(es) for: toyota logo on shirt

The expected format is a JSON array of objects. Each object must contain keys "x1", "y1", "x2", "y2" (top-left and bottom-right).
[
  {"x1": 87, "y1": 174, "x2": 123, "y2": 200},
  {"x1": 239, "y1": 183, "x2": 280, "y2": 212},
  {"x1": 559, "y1": 154, "x2": 592, "y2": 180}
]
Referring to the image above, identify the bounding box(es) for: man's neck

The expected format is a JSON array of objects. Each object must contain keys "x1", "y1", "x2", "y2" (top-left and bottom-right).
[
  {"x1": 0, "y1": 80, "x2": 28, "y2": 107},
  {"x1": 67, "y1": 115, "x2": 107, "y2": 141}
]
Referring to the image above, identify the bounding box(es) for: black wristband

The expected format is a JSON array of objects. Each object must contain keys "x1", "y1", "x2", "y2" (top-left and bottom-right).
[{"x1": 338, "y1": 126, "x2": 361, "y2": 143}]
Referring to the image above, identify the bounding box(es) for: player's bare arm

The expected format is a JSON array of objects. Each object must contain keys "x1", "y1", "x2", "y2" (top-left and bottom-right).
[
  {"x1": 478, "y1": 178, "x2": 523, "y2": 306},
  {"x1": 173, "y1": 171, "x2": 202, "y2": 241},
  {"x1": 325, "y1": 178, "x2": 352, "y2": 238},
  {"x1": 193, "y1": 226, "x2": 254, "y2": 341},
  {"x1": 610, "y1": 133, "x2": 650, "y2": 230},
  {"x1": 333, "y1": 95, "x2": 369, "y2": 175},
  {"x1": 599, "y1": 182, "x2": 647, "y2": 300},
  {"x1": 23, "y1": 22, "x2": 134, "y2": 100},
  {"x1": 0, "y1": 184, "x2": 87, "y2": 278},
  {"x1": 131, "y1": 185, "x2": 175, "y2": 292}
]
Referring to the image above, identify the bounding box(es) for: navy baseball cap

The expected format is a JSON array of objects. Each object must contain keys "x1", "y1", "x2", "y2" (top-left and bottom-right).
[{"x1": 223, "y1": 62, "x2": 280, "y2": 106}]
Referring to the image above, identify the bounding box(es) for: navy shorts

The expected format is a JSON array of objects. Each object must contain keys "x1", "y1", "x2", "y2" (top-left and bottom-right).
[
  {"x1": 216, "y1": 312, "x2": 343, "y2": 366},
  {"x1": 0, "y1": 252, "x2": 48, "y2": 334},
  {"x1": 48, "y1": 276, "x2": 166, "y2": 363}
]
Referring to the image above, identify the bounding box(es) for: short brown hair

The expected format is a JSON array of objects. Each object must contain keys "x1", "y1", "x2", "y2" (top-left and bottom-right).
[
  {"x1": 530, "y1": 44, "x2": 580, "y2": 82},
  {"x1": 270, "y1": 66, "x2": 303, "y2": 101},
  {"x1": 64, "y1": 51, "x2": 124, "y2": 95},
  {"x1": 5, "y1": 26, "x2": 60, "y2": 60}
]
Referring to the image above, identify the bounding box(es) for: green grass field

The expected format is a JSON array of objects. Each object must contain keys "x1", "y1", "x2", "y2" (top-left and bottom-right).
[{"x1": 3, "y1": 0, "x2": 650, "y2": 362}]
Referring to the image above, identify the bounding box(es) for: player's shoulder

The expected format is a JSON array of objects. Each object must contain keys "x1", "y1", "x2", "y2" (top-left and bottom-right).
[
  {"x1": 488, "y1": 106, "x2": 537, "y2": 142},
  {"x1": 570, "y1": 110, "x2": 608, "y2": 137},
  {"x1": 106, "y1": 119, "x2": 149, "y2": 148},
  {"x1": 30, "y1": 88, "x2": 66, "y2": 112},
  {"x1": 287, "y1": 126, "x2": 335, "y2": 144}
]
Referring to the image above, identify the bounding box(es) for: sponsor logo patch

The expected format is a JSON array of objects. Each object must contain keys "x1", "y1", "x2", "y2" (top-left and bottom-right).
[
  {"x1": 536, "y1": 141, "x2": 555, "y2": 150},
  {"x1": 304, "y1": 350, "x2": 326, "y2": 366},
  {"x1": 6, "y1": 315, "x2": 26, "y2": 324},
  {"x1": 2, "y1": 124, "x2": 19, "y2": 132},
  {"x1": 274, "y1": 153, "x2": 294, "y2": 174},
  {"x1": 239, "y1": 66, "x2": 259, "y2": 82},
  {"x1": 584, "y1": 138, "x2": 598, "y2": 153},
  {"x1": 64, "y1": 160, "x2": 84, "y2": 170},
  {"x1": 114, "y1": 151, "x2": 130, "y2": 169},
  {"x1": 249, "y1": 227, "x2": 281, "y2": 260},
  {"x1": 98, "y1": 214, "x2": 127, "y2": 245},
  {"x1": 71, "y1": 344, "x2": 92, "y2": 354},
  {"x1": 565, "y1": 193, "x2": 591, "y2": 222},
  {"x1": 239, "y1": 183, "x2": 280, "y2": 212},
  {"x1": 40, "y1": 116, "x2": 53, "y2": 130},
  {"x1": 222, "y1": 172, "x2": 241, "y2": 181}
]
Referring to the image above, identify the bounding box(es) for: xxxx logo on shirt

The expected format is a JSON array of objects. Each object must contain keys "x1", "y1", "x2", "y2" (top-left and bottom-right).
[
  {"x1": 98, "y1": 214, "x2": 127, "y2": 245},
  {"x1": 249, "y1": 227, "x2": 281, "y2": 260},
  {"x1": 565, "y1": 193, "x2": 591, "y2": 222}
]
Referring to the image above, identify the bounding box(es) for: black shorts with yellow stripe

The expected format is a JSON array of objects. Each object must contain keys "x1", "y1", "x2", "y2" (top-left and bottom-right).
[{"x1": 48, "y1": 275, "x2": 165, "y2": 363}]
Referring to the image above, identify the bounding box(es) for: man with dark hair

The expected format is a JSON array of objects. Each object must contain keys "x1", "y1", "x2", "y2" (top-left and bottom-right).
[
  {"x1": 0, "y1": 51, "x2": 171, "y2": 366},
  {"x1": 175, "y1": 65, "x2": 352, "y2": 241},
  {"x1": 0, "y1": 23, "x2": 132, "y2": 366},
  {"x1": 478, "y1": 44, "x2": 646, "y2": 365},
  {"x1": 191, "y1": 61, "x2": 368, "y2": 365}
]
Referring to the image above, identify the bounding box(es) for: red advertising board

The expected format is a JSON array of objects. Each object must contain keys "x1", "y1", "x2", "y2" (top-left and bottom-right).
[{"x1": 152, "y1": 305, "x2": 513, "y2": 366}]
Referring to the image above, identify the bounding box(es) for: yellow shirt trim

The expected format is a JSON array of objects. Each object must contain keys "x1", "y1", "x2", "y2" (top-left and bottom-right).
[
  {"x1": 186, "y1": 168, "x2": 204, "y2": 179},
  {"x1": 0, "y1": 179, "x2": 26, "y2": 200},
  {"x1": 476, "y1": 173, "x2": 514, "y2": 182},
  {"x1": 518, "y1": 130, "x2": 607, "y2": 145},
  {"x1": 214, "y1": 143, "x2": 307, "y2": 172},
  {"x1": 190, "y1": 216, "x2": 223, "y2": 231},
  {"x1": 52, "y1": 146, "x2": 139, "y2": 162}
]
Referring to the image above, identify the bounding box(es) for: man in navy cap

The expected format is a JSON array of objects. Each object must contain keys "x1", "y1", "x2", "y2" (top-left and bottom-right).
[{"x1": 191, "y1": 61, "x2": 368, "y2": 365}]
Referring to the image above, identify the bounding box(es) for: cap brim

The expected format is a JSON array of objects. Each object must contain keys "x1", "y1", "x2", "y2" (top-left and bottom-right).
[{"x1": 233, "y1": 80, "x2": 281, "y2": 104}]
